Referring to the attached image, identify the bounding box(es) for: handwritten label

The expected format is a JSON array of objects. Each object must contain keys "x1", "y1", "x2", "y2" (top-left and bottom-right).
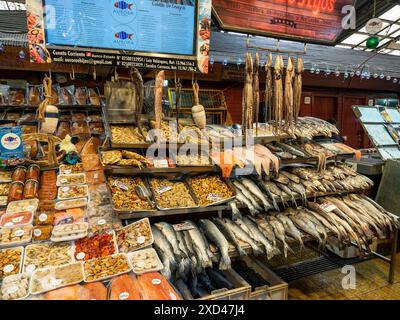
[
  {"x1": 119, "y1": 292, "x2": 130, "y2": 300},
  {"x1": 3, "y1": 264, "x2": 14, "y2": 273},
  {"x1": 156, "y1": 186, "x2": 172, "y2": 194},
  {"x1": 26, "y1": 264, "x2": 36, "y2": 273},
  {"x1": 152, "y1": 278, "x2": 162, "y2": 285},
  {"x1": 153, "y1": 159, "x2": 169, "y2": 168},
  {"x1": 173, "y1": 222, "x2": 195, "y2": 232},
  {"x1": 137, "y1": 236, "x2": 146, "y2": 244},
  {"x1": 112, "y1": 181, "x2": 129, "y2": 191},
  {"x1": 39, "y1": 213, "x2": 48, "y2": 222},
  {"x1": 76, "y1": 252, "x2": 86, "y2": 260},
  {"x1": 14, "y1": 230, "x2": 24, "y2": 237},
  {"x1": 207, "y1": 193, "x2": 223, "y2": 202}
]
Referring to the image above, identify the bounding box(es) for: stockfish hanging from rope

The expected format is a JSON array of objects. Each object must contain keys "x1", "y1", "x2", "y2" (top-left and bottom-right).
[
  {"x1": 273, "y1": 55, "x2": 283, "y2": 133},
  {"x1": 284, "y1": 57, "x2": 295, "y2": 134},
  {"x1": 242, "y1": 52, "x2": 254, "y2": 133},
  {"x1": 265, "y1": 53, "x2": 273, "y2": 123},
  {"x1": 293, "y1": 57, "x2": 303, "y2": 125},
  {"x1": 154, "y1": 70, "x2": 165, "y2": 131},
  {"x1": 253, "y1": 52, "x2": 260, "y2": 133}
]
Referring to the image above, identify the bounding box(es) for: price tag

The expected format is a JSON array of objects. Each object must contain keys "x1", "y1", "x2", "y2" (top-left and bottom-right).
[
  {"x1": 26, "y1": 264, "x2": 36, "y2": 273},
  {"x1": 173, "y1": 222, "x2": 195, "y2": 232},
  {"x1": 153, "y1": 159, "x2": 169, "y2": 168},
  {"x1": 137, "y1": 236, "x2": 146, "y2": 244},
  {"x1": 62, "y1": 187, "x2": 70, "y2": 192},
  {"x1": 97, "y1": 219, "x2": 106, "y2": 225},
  {"x1": 12, "y1": 216, "x2": 23, "y2": 223},
  {"x1": 64, "y1": 169, "x2": 72, "y2": 174},
  {"x1": 51, "y1": 279, "x2": 62, "y2": 286},
  {"x1": 94, "y1": 173, "x2": 99, "y2": 179},
  {"x1": 27, "y1": 205, "x2": 34, "y2": 212},
  {"x1": 4, "y1": 222, "x2": 13, "y2": 227},
  {"x1": 320, "y1": 203, "x2": 337, "y2": 212},
  {"x1": 14, "y1": 230, "x2": 24, "y2": 237},
  {"x1": 60, "y1": 178, "x2": 68, "y2": 184},
  {"x1": 39, "y1": 213, "x2": 48, "y2": 222},
  {"x1": 3, "y1": 264, "x2": 14, "y2": 273},
  {"x1": 207, "y1": 193, "x2": 223, "y2": 202},
  {"x1": 136, "y1": 260, "x2": 146, "y2": 268},
  {"x1": 33, "y1": 229, "x2": 42, "y2": 237},
  {"x1": 119, "y1": 292, "x2": 130, "y2": 300},
  {"x1": 156, "y1": 186, "x2": 172, "y2": 194},
  {"x1": 5, "y1": 285, "x2": 18, "y2": 295},
  {"x1": 112, "y1": 181, "x2": 129, "y2": 191},
  {"x1": 152, "y1": 278, "x2": 161, "y2": 285},
  {"x1": 76, "y1": 252, "x2": 86, "y2": 260}
]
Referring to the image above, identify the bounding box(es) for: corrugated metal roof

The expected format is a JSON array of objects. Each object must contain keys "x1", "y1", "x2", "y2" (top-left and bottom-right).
[{"x1": 0, "y1": 11, "x2": 27, "y2": 33}]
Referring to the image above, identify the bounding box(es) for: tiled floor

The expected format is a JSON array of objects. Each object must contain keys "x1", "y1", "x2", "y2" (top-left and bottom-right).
[{"x1": 288, "y1": 254, "x2": 400, "y2": 300}]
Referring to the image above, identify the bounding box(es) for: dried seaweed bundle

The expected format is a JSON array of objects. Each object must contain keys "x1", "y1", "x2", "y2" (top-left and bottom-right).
[
  {"x1": 293, "y1": 57, "x2": 303, "y2": 125},
  {"x1": 284, "y1": 57, "x2": 295, "y2": 133},
  {"x1": 265, "y1": 53, "x2": 273, "y2": 123}
]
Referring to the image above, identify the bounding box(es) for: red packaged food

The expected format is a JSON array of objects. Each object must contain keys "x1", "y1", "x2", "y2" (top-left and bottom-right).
[
  {"x1": 23, "y1": 179, "x2": 39, "y2": 199},
  {"x1": 8, "y1": 181, "x2": 24, "y2": 203},
  {"x1": 74, "y1": 232, "x2": 116, "y2": 261},
  {"x1": 0, "y1": 211, "x2": 33, "y2": 228},
  {"x1": 53, "y1": 208, "x2": 85, "y2": 226},
  {"x1": 12, "y1": 167, "x2": 26, "y2": 183}
]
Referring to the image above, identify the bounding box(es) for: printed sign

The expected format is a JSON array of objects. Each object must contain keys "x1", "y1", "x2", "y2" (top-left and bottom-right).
[
  {"x1": 0, "y1": 126, "x2": 24, "y2": 163},
  {"x1": 213, "y1": 0, "x2": 356, "y2": 44}
]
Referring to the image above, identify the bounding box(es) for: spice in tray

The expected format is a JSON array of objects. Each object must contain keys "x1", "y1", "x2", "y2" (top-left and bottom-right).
[
  {"x1": 190, "y1": 175, "x2": 234, "y2": 206},
  {"x1": 149, "y1": 178, "x2": 197, "y2": 209},
  {"x1": 83, "y1": 254, "x2": 130, "y2": 282},
  {"x1": 108, "y1": 177, "x2": 154, "y2": 211},
  {"x1": 74, "y1": 232, "x2": 116, "y2": 261},
  {"x1": 0, "y1": 247, "x2": 22, "y2": 279}
]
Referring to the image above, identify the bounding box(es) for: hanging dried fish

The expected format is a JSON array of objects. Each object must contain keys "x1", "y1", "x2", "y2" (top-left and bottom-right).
[
  {"x1": 293, "y1": 57, "x2": 303, "y2": 125},
  {"x1": 253, "y1": 52, "x2": 260, "y2": 134},
  {"x1": 265, "y1": 53, "x2": 273, "y2": 123},
  {"x1": 242, "y1": 52, "x2": 254, "y2": 134},
  {"x1": 154, "y1": 70, "x2": 165, "y2": 131},
  {"x1": 132, "y1": 68, "x2": 144, "y2": 115},
  {"x1": 273, "y1": 55, "x2": 284, "y2": 133},
  {"x1": 284, "y1": 57, "x2": 295, "y2": 134}
]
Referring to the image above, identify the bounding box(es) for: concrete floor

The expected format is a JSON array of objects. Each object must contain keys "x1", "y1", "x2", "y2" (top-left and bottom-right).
[{"x1": 288, "y1": 254, "x2": 400, "y2": 300}]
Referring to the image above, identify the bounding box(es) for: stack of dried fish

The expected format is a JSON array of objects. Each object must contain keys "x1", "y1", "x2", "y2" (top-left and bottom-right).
[
  {"x1": 303, "y1": 142, "x2": 336, "y2": 171},
  {"x1": 267, "y1": 141, "x2": 309, "y2": 160},
  {"x1": 292, "y1": 117, "x2": 340, "y2": 139}
]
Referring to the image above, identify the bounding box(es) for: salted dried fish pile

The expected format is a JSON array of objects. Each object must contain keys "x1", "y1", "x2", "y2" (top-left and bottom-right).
[
  {"x1": 303, "y1": 142, "x2": 336, "y2": 172},
  {"x1": 292, "y1": 117, "x2": 340, "y2": 139},
  {"x1": 154, "y1": 71, "x2": 165, "y2": 131}
]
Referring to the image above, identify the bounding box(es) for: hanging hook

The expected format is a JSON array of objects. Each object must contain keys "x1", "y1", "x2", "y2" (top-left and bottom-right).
[
  {"x1": 93, "y1": 64, "x2": 97, "y2": 81},
  {"x1": 69, "y1": 66, "x2": 75, "y2": 80},
  {"x1": 246, "y1": 34, "x2": 250, "y2": 49},
  {"x1": 276, "y1": 39, "x2": 280, "y2": 52},
  {"x1": 48, "y1": 66, "x2": 52, "y2": 79},
  {"x1": 174, "y1": 71, "x2": 177, "y2": 84},
  {"x1": 191, "y1": 72, "x2": 195, "y2": 85},
  {"x1": 304, "y1": 43, "x2": 308, "y2": 54},
  {"x1": 115, "y1": 67, "x2": 119, "y2": 81}
]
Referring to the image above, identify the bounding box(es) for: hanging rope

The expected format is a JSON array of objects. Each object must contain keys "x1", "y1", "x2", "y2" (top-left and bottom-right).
[
  {"x1": 47, "y1": 135, "x2": 58, "y2": 166},
  {"x1": 193, "y1": 81, "x2": 200, "y2": 106},
  {"x1": 37, "y1": 75, "x2": 52, "y2": 121}
]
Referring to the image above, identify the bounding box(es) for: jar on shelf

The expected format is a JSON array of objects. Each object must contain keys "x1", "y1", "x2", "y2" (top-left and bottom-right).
[
  {"x1": 8, "y1": 181, "x2": 24, "y2": 203},
  {"x1": 12, "y1": 166, "x2": 27, "y2": 183},
  {"x1": 23, "y1": 179, "x2": 39, "y2": 199},
  {"x1": 26, "y1": 164, "x2": 40, "y2": 181}
]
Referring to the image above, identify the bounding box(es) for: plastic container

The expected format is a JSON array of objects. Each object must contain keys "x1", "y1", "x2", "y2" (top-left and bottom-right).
[
  {"x1": 29, "y1": 262, "x2": 84, "y2": 295},
  {"x1": 0, "y1": 246, "x2": 23, "y2": 279},
  {"x1": 59, "y1": 163, "x2": 84, "y2": 175},
  {"x1": 23, "y1": 242, "x2": 73, "y2": 273},
  {"x1": 0, "y1": 225, "x2": 32, "y2": 248},
  {"x1": 0, "y1": 211, "x2": 33, "y2": 228},
  {"x1": 34, "y1": 210, "x2": 55, "y2": 226},
  {"x1": 1, "y1": 272, "x2": 31, "y2": 300},
  {"x1": 55, "y1": 198, "x2": 88, "y2": 211},
  {"x1": 32, "y1": 225, "x2": 53, "y2": 242},
  {"x1": 53, "y1": 208, "x2": 86, "y2": 226},
  {"x1": 73, "y1": 231, "x2": 118, "y2": 261},
  {"x1": 8, "y1": 181, "x2": 24, "y2": 203},
  {"x1": 57, "y1": 185, "x2": 89, "y2": 200},
  {"x1": 0, "y1": 171, "x2": 12, "y2": 183},
  {"x1": 88, "y1": 184, "x2": 110, "y2": 207},
  {"x1": 87, "y1": 204, "x2": 114, "y2": 219},
  {"x1": 26, "y1": 165, "x2": 40, "y2": 181},
  {"x1": 127, "y1": 248, "x2": 163, "y2": 275},
  {"x1": 23, "y1": 179, "x2": 39, "y2": 199},
  {"x1": 116, "y1": 218, "x2": 153, "y2": 253},
  {"x1": 56, "y1": 173, "x2": 86, "y2": 187},
  {"x1": 6, "y1": 198, "x2": 39, "y2": 215},
  {"x1": 51, "y1": 222, "x2": 88, "y2": 242},
  {"x1": 12, "y1": 166, "x2": 27, "y2": 183},
  {"x1": 83, "y1": 254, "x2": 131, "y2": 283}
]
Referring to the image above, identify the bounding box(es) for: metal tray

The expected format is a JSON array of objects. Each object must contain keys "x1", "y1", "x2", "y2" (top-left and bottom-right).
[
  {"x1": 186, "y1": 173, "x2": 237, "y2": 207},
  {"x1": 148, "y1": 176, "x2": 200, "y2": 211}
]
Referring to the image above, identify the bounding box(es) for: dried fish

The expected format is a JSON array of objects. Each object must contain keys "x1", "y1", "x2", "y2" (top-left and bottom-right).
[
  {"x1": 265, "y1": 53, "x2": 273, "y2": 123},
  {"x1": 154, "y1": 70, "x2": 165, "y2": 131},
  {"x1": 293, "y1": 57, "x2": 303, "y2": 125}
]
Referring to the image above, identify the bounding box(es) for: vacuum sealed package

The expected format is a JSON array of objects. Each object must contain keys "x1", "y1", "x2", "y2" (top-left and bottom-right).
[
  {"x1": 75, "y1": 87, "x2": 88, "y2": 105},
  {"x1": 88, "y1": 88, "x2": 101, "y2": 106},
  {"x1": 0, "y1": 85, "x2": 10, "y2": 105},
  {"x1": 48, "y1": 84, "x2": 60, "y2": 105},
  {"x1": 59, "y1": 86, "x2": 75, "y2": 105},
  {"x1": 9, "y1": 89, "x2": 25, "y2": 106},
  {"x1": 26, "y1": 84, "x2": 42, "y2": 105}
]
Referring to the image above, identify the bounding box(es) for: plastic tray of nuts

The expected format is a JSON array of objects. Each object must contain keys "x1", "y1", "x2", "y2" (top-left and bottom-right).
[
  {"x1": 187, "y1": 174, "x2": 236, "y2": 207},
  {"x1": 148, "y1": 176, "x2": 200, "y2": 211}
]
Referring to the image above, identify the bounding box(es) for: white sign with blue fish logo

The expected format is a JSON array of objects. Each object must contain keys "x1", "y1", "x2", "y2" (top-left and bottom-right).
[{"x1": 0, "y1": 126, "x2": 23, "y2": 161}]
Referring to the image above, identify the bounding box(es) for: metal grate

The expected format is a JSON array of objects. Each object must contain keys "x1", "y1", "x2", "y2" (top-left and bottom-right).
[
  {"x1": 168, "y1": 88, "x2": 226, "y2": 109},
  {"x1": 272, "y1": 254, "x2": 372, "y2": 283}
]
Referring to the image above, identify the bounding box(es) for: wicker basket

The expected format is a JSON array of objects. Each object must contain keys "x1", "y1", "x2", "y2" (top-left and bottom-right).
[{"x1": 23, "y1": 133, "x2": 65, "y2": 166}]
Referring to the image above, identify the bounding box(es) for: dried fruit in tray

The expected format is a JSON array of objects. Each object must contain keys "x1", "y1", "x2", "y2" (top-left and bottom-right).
[
  {"x1": 108, "y1": 177, "x2": 155, "y2": 211},
  {"x1": 85, "y1": 170, "x2": 105, "y2": 185},
  {"x1": 59, "y1": 163, "x2": 84, "y2": 175},
  {"x1": 0, "y1": 171, "x2": 12, "y2": 183},
  {"x1": 6, "y1": 198, "x2": 39, "y2": 215},
  {"x1": 30, "y1": 262, "x2": 84, "y2": 295},
  {"x1": 83, "y1": 254, "x2": 130, "y2": 282},
  {"x1": 128, "y1": 248, "x2": 163, "y2": 275},
  {"x1": 88, "y1": 216, "x2": 122, "y2": 236},
  {"x1": 0, "y1": 247, "x2": 23, "y2": 279},
  {"x1": 1, "y1": 273, "x2": 30, "y2": 300},
  {"x1": 149, "y1": 178, "x2": 197, "y2": 209},
  {"x1": 74, "y1": 231, "x2": 117, "y2": 261},
  {"x1": 57, "y1": 173, "x2": 86, "y2": 186},
  {"x1": 57, "y1": 185, "x2": 89, "y2": 200},
  {"x1": 0, "y1": 225, "x2": 32, "y2": 248},
  {"x1": 55, "y1": 198, "x2": 87, "y2": 211},
  {"x1": 23, "y1": 243, "x2": 72, "y2": 273},
  {"x1": 51, "y1": 222, "x2": 88, "y2": 242},
  {"x1": 0, "y1": 183, "x2": 9, "y2": 196},
  {"x1": 0, "y1": 211, "x2": 33, "y2": 228},
  {"x1": 189, "y1": 175, "x2": 235, "y2": 206},
  {"x1": 116, "y1": 218, "x2": 153, "y2": 253},
  {"x1": 32, "y1": 225, "x2": 53, "y2": 242},
  {"x1": 35, "y1": 210, "x2": 55, "y2": 226}
]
